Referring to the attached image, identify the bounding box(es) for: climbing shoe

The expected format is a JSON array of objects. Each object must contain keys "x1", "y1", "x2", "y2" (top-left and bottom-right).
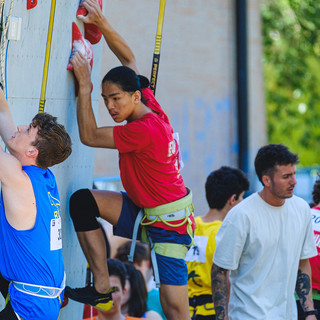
[{"x1": 65, "y1": 285, "x2": 116, "y2": 312}]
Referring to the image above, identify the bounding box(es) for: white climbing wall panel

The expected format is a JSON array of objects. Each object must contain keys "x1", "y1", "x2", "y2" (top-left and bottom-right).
[{"x1": 0, "y1": 0, "x2": 104, "y2": 318}]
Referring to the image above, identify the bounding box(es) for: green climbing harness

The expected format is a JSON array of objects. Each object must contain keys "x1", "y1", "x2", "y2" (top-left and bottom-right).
[{"x1": 128, "y1": 189, "x2": 194, "y2": 287}]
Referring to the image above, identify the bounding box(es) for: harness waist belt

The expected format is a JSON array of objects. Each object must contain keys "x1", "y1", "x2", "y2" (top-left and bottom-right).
[
  {"x1": 128, "y1": 189, "x2": 194, "y2": 288},
  {"x1": 146, "y1": 208, "x2": 187, "y2": 221},
  {"x1": 144, "y1": 188, "x2": 193, "y2": 217},
  {"x1": 12, "y1": 272, "x2": 66, "y2": 299}
]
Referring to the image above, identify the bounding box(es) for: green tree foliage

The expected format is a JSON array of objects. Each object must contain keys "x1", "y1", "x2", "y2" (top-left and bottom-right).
[{"x1": 262, "y1": 0, "x2": 320, "y2": 165}]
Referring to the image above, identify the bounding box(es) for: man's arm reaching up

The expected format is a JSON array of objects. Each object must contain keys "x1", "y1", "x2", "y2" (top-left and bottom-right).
[{"x1": 0, "y1": 87, "x2": 16, "y2": 145}]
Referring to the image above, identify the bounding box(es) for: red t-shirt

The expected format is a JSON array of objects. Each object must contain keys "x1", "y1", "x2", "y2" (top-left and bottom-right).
[
  {"x1": 113, "y1": 88, "x2": 194, "y2": 234},
  {"x1": 310, "y1": 206, "x2": 320, "y2": 290}
]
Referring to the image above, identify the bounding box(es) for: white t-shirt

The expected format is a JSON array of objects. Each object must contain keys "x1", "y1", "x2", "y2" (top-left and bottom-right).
[{"x1": 213, "y1": 193, "x2": 317, "y2": 320}]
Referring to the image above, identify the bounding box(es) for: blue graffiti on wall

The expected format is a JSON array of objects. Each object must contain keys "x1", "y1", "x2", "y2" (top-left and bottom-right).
[{"x1": 171, "y1": 96, "x2": 238, "y2": 175}]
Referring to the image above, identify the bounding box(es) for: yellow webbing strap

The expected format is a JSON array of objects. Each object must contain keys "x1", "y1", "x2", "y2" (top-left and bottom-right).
[
  {"x1": 148, "y1": 235, "x2": 189, "y2": 288},
  {"x1": 154, "y1": 242, "x2": 188, "y2": 259},
  {"x1": 4, "y1": 293, "x2": 9, "y2": 307},
  {"x1": 189, "y1": 303, "x2": 215, "y2": 317},
  {"x1": 144, "y1": 189, "x2": 193, "y2": 216}
]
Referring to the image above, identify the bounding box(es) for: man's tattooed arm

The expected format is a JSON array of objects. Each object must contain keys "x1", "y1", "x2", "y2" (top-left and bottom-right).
[
  {"x1": 211, "y1": 263, "x2": 229, "y2": 320},
  {"x1": 296, "y1": 259, "x2": 317, "y2": 319}
]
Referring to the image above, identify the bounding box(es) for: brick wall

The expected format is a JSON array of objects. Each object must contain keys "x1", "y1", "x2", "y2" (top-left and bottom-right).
[{"x1": 94, "y1": 0, "x2": 265, "y2": 214}]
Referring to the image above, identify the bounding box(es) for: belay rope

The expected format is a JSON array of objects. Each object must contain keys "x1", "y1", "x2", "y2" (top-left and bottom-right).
[
  {"x1": 38, "y1": 0, "x2": 56, "y2": 113},
  {"x1": 150, "y1": 0, "x2": 166, "y2": 95}
]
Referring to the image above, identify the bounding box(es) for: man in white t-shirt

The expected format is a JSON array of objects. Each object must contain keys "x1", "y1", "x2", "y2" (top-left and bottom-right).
[{"x1": 211, "y1": 144, "x2": 318, "y2": 320}]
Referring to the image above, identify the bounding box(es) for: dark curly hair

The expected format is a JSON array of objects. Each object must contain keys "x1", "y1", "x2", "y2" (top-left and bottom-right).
[
  {"x1": 254, "y1": 144, "x2": 298, "y2": 184},
  {"x1": 205, "y1": 166, "x2": 249, "y2": 210},
  {"x1": 31, "y1": 113, "x2": 72, "y2": 168}
]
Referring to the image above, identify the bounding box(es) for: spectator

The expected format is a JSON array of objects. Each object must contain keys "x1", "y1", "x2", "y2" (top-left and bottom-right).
[
  {"x1": 185, "y1": 166, "x2": 249, "y2": 320},
  {"x1": 296, "y1": 174, "x2": 320, "y2": 319},
  {"x1": 122, "y1": 263, "x2": 162, "y2": 320},
  {"x1": 83, "y1": 259, "x2": 150, "y2": 320},
  {"x1": 115, "y1": 241, "x2": 166, "y2": 319},
  {"x1": 211, "y1": 144, "x2": 317, "y2": 319}
]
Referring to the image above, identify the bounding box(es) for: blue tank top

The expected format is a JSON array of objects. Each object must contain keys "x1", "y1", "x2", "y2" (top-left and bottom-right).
[{"x1": 0, "y1": 166, "x2": 64, "y2": 320}]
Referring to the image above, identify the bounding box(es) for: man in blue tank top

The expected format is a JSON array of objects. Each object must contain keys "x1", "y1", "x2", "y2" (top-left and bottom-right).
[{"x1": 0, "y1": 86, "x2": 72, "y2": 319}]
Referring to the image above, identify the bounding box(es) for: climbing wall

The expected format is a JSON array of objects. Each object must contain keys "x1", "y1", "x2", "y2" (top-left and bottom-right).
[{"x1": 0, "y1": 0, "x2": 104, "y2": 318}]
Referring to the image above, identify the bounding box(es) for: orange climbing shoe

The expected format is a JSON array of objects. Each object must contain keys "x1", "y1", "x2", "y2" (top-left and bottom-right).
[{"x1": 65, "y1": 285, "x2": 116, "y2": 312}]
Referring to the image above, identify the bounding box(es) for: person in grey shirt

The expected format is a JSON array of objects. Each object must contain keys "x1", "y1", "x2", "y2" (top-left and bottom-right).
[{"x1": 211, "y1": 144, "x2": 317, "y2": 320}]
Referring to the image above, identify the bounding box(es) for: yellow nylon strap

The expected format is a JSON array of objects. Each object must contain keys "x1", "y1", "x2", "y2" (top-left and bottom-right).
[
  {"x1": 189, "y1": 303, "x2": 215, "y2": 317},
  {"x1": 154, "y1": 242, "x2": 188, "y2": 259},
  {"x1": 141, "y1": 227, "x2": 148, "y2": 243}
]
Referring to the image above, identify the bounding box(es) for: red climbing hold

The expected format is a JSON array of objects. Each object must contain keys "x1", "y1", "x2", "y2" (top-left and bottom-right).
[
  {"x1": 67, "y1": 22, "x2": 93, "y2": 71},
  {"x1": 67, "y1": 22, "x2": 93, "y2": 96},
  {"x1": 76, "y1": 0, "x2": 103, "y2": 45},
  {"x1": 27, "y1": 0, "x2": 37, "y2": 10},
  {"x1": 76, "y1": 3, "x2": 87, "y2": 17}
]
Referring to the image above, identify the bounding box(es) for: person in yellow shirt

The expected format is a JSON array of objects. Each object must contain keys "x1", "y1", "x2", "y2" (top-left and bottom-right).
[{"x1": 185, "y1": 166, "x2": 249, "y2": 320}]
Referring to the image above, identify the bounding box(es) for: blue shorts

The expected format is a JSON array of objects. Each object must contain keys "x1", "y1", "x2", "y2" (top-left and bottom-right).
[{"x1": 114, "y1": 192, "x2": 191, "y2": 285}]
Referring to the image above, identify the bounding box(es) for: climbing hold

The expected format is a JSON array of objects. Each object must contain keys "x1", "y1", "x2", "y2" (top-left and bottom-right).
[
  {"x1": 76, "y1": 0, "x2": 103, "y2": 45},
  {"x1": 67, "y1": 22, "x2": 93, "y2": 71},
  {"x1": 76, "y1": 2, "x2": 87, "y2": 17},
  {"x1": 67, "y1": 22, "x2": 93, "y2": 96},
  {"x1": 27, "y1": 0, "x2": 37, "y2": 10}
]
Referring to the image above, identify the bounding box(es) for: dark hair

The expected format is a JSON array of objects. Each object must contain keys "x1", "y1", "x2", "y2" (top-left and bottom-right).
[
  {"x1": 205, "y1": 166, "x2": 249, "y2": 209},
  {"x1": 31, "y1": 113, "x2": 72, "y2": 168},
  {"x1": 115, "y1": 241, "x2": 150, "y2": 266},
  {"x1": 312, "y1": 173, "x2": 320, "y2": 206},
  {"x1": 254, "y1": 144, "x2": 298, "y2": 184},
  {"x1": 107, "y1": 259, "x2": 127, "y2": 290},
  {"x1": 123, "y1": 263, "x2": 148, "y2": 317},
  {"x1": 102, "y1": 66, "x2": 149, "y2": 103}
]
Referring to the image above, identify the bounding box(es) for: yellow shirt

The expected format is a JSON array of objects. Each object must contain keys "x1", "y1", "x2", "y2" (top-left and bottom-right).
[{"x1": 185, "y1": 216, "x2": 222, "y2": 316}]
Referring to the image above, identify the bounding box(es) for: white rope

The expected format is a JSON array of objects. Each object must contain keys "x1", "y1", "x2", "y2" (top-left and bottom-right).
[{"x1": 0, "y1": 0, "x2": 14, "y2": 92}]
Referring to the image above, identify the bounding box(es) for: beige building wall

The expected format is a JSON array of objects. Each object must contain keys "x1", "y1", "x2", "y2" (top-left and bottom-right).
[
  {"x1": 248, "y1": 0, "x2": 267, "y2": 176},
  {"x1": 94, "y1": 0, "x2": 266, "y2": 214}
]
